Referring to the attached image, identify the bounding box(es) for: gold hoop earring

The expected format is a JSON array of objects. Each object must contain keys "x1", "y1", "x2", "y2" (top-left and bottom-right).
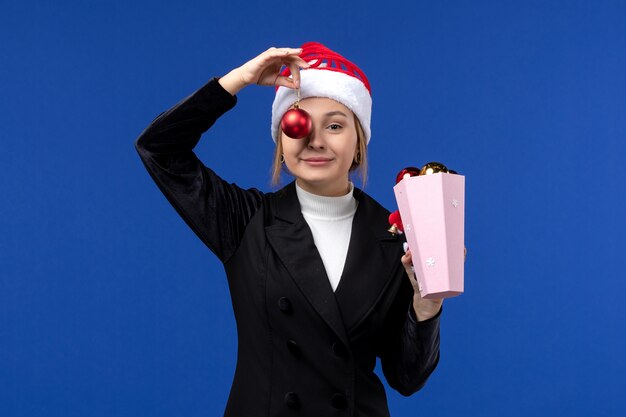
[
  {"x1": 280, "y1": 154, "x2": 285, "y2": 163},
  {"x1": 354, "y1": 152, "x2": 361, "y2": 165}
]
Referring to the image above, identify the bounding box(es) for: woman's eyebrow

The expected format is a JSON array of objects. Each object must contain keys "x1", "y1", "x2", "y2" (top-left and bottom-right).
[{"x1": 324, "y1": 111, "x2": 349, "y2": 118}]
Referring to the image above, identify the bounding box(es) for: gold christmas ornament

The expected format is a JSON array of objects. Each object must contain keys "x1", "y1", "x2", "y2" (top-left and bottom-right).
[{"x1": 420, "y1": 162, "x2": 449, "y2": 176}]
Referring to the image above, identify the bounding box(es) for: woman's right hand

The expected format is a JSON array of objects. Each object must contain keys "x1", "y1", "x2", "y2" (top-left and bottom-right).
[{"x1": 218, "y1": 47, "x2": 310, "y2": 96}]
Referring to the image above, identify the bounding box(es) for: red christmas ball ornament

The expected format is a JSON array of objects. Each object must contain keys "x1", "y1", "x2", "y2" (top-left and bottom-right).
[
  {"x1": 395, "y1": 166, "x2": 421, "y2": 184},
  {"x1": 281, "y1": 106, "x2": 312, "y2": 139},
  {"x1": 388, "y1": 210, "x2": 404, "y2": 234}
]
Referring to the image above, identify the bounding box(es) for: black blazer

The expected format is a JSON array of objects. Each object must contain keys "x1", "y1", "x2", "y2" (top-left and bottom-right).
[{"x1": 135, "y1": 78, "x2": 441, "y2": 417}]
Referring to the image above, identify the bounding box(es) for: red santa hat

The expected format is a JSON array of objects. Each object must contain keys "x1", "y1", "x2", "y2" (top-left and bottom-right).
[{"x1": 271, "y1": 42, "x2": 372, "y2": 144}]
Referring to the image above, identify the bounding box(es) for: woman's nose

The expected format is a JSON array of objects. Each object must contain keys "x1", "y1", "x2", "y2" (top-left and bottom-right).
[{"x1": 306, "y1": 126, "x2": 325, "y2": 149}]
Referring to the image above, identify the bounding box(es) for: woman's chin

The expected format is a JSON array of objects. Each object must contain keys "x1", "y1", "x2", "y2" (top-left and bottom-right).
[{"x1": 296, "y1": 177, "x2": 349, "y2": 196}]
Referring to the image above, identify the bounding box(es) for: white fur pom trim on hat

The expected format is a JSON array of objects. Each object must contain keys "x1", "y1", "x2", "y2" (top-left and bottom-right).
[{"x1": 271, "y1": 69, "x2": 372, "y2": 144}]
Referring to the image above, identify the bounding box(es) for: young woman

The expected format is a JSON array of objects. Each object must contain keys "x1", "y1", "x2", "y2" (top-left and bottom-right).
[{"x1": 135, "y1": 42, "x2": 443, "y2": 417}]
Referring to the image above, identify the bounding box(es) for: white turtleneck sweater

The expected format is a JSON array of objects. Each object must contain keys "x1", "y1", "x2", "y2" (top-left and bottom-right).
[{"x1": 295, "y1": 182, "x2": 358, "y2": 292}]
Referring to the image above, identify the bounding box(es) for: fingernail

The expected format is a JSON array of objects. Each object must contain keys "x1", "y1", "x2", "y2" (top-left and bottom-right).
[{"x1": 403, "y1": 242, "x2": 409, "y2": 253}]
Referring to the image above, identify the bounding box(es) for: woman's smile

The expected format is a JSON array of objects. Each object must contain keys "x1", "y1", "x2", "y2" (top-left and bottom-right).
[{"x1": 301, "y1": 156, "x2": 334, "y2": 166}]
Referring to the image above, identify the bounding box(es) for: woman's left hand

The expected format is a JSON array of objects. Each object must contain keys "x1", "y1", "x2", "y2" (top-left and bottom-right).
[{"x1": 401, "y1": 249, "x2": 443, "y2": 322}]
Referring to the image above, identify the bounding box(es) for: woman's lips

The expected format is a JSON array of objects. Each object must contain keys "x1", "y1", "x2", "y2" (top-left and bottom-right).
[{"x1": 302, "y1": 157, "x2": 333, "y2": 166}]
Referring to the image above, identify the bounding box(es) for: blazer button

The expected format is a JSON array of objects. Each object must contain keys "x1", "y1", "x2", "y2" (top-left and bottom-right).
[
  {"x1": 332, "y1": 342, "x2": 349, "y2": 359},
  {"x1": 286, "y1": 339, "x2": 302, "y2": 357},
  {"x1": 278, "y1": 297, "x2": 293, "y2": 314},
  {"x1": 284, "y1": 392, "x2": 300, "y2": 409},
  {"x1": 330, "y1": 393, "x2": 348, "y2": 410}
]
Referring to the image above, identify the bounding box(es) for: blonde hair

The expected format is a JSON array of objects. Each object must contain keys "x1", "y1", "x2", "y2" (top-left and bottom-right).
[{"x1": 271, "y1": 113, "x2": 368, "y2": 188}]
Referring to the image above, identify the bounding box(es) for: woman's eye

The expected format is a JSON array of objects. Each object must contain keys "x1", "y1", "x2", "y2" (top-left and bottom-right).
[{"x1": 327, "y1": 123, "x2": 342, "y2": 130}]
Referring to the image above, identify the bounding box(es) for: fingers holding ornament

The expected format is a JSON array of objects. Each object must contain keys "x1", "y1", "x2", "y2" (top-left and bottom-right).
[
  {"x1": 273, "y1": 56, "x2": 309, "y2": 89},
  {"x1": 267, "y1": 47, "x2": 310, "y2": 88},
  {"x1": 242, "y1": 47, "x2": 310, "y2": 88}
]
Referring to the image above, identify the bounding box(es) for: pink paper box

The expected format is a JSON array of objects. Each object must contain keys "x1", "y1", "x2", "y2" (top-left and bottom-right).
[{"x1": 393, "y1": 173, "x2": 465, "y2": 299}]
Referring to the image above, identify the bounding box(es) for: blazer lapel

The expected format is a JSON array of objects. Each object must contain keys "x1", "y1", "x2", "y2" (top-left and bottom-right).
[
  {"x1": 334, "y1": 188, "x2": 404, "y2": 333},
  {"x1": 265, "y1": 182, "x2": 350, "y2": 348}
]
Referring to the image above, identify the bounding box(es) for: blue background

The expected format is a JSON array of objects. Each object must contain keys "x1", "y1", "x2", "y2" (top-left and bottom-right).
[{"x1": 1, "y1": 1, "x2": 624, "y2": 416}]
